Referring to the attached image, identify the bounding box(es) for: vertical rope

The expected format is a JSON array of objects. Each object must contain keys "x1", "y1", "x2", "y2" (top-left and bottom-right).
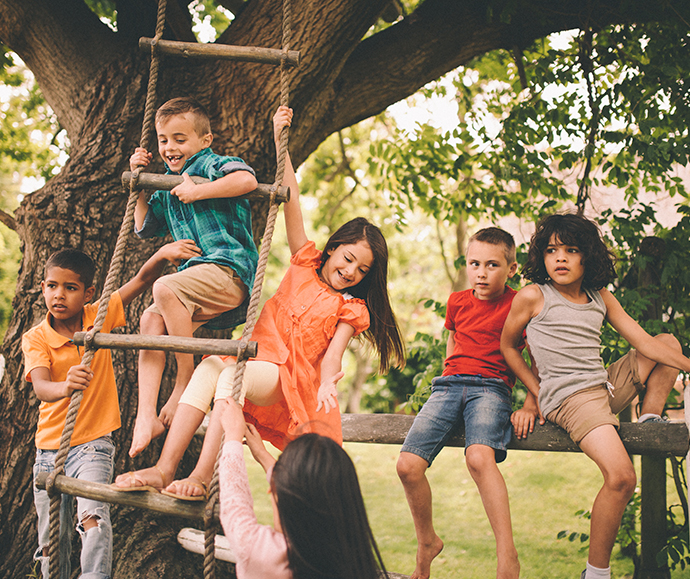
[
  {"x1": 203, "y1": 1, "x2": 292, "y2": 577},
  {"x1": 44, "y1": 2, "x2": 168, "y2": 577}
]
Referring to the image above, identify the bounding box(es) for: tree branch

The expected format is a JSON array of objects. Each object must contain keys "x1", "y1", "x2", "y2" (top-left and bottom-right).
[
  {"x1": 0, "y1": 208, "x2": 16, "y2": 231},
  {"x1": 0, "y1": 0, "x2": 124, "y2": 137}
]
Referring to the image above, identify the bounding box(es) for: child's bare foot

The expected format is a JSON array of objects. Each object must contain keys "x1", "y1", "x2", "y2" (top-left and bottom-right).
[
  {"x1": 497, "y1": 549, "x2": 520, "y2": 579},
  {"x1": 158, "y1": 388, "x2": 184, "y2": 427},
  {"x1": 129, "y1": 414, "x2": 166, "y2": 457},
  {"x1": 411, "y1": 535, "x2": 444, "y2": 579},
  {"x1": 113, "y1": 465, "x2": 169, "y2": 490},
  {"x1": 162, "y1": 475, "x2": 209, "y2": 500}
]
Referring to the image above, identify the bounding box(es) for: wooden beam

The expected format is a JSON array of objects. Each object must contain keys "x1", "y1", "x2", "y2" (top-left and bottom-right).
[
  {"x1": 35, "y1": 473, "x2": 217, "y2": 522},
  {"x1": 341, "y1": 414, "x2": 689, "y2": 456},
  {"x1": 121, "y1": 172, "x2": 290, "y2": 203},
  {"x1": 72, "y1": 332, "x2": 258, "y2": 359},
  {"x1": 139, "y1": 38, "x2": 300, "y2": 67}
]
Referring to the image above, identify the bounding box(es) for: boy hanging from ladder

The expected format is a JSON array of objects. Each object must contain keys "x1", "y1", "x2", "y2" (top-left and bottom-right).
[{"x1": 128, "y1": 96, "x2": 259, "y2": 458}]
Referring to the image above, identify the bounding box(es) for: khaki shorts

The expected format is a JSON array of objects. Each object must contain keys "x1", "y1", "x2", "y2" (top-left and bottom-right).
[
  {"x1": 145, "y1": 263, "x2": 247, "y2": 322},
  {"x1": 546, "y1": 350, "x2": 644, "y2": 443}
]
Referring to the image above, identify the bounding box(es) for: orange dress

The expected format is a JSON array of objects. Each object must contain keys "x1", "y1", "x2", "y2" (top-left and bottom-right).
[{"x1": 241, "y1": 241, "x2": 369, "y2": 450}]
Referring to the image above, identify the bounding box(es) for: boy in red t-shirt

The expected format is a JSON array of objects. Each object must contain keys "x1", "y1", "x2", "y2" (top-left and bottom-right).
[{"x1": 397, "y1": 227, "x2": 526, "y2": 579}]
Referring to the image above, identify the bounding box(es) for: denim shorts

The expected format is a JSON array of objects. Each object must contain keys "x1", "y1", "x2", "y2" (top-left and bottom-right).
[{"x1": 401, "y1": 375, "x2": 513, "y2": 465}]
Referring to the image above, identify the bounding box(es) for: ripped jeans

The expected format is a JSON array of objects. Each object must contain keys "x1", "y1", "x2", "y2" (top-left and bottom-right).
[{"x1": 33, "y1": 436, "x2": 115, "y2": 579}]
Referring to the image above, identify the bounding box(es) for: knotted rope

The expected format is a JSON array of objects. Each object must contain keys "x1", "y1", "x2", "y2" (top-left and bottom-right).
[
  {"x1": 202, "y1": 0, "x2": 293, "y2": 576},
  {"x1": 45, "y1": 1, "x2": 167, "y2": 576}
]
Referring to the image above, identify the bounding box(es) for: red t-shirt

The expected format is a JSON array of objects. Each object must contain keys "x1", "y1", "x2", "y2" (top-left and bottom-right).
[{"x1": 443, "y1": 287, "x2": 523, "y2": 388}]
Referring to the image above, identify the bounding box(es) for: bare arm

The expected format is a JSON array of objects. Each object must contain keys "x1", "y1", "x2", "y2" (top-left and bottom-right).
[
  {"x1": 31, "y1": 365, "x2": 92, "y2": 402},
  {"x1": 170, "y1": 170, "x2": 258, "y2": 204},
  {"x1": 500, "y1": 285, "x2": 543, "y2": 400},
  {"x1": 445, "y1": 332, "x2": 455, "y2": 360},
  {"x1": 317, "y1": 322, "x2": 356, "y2": 413},
  {"x1": 117, "y1": 240, "x2": 202, "y2": 307},
  {"x1": 511, "y1": 346, "x2": 545, "y2": 438},
  {"x1": 602, "y1": 289, "x2": 690, "y2": 373},
  {"x1": 273, "y1": 106, "x2": 309, "y2": 255}
]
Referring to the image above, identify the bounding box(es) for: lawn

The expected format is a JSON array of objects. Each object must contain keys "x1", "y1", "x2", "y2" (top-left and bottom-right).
[{"x1": 242, "y1": 441, "x2": 690, "y2": 579}]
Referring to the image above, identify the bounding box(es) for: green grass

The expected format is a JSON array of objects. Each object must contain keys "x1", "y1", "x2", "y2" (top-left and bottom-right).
[{"x1": 241, "y1": 442, "x2": 689, "y2": 579}]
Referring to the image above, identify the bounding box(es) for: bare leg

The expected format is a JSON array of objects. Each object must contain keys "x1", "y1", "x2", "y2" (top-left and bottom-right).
[
  {"x1": 637, "y1": 334, "x2": 681, "y2": 416},
  {"x1": 465, "y1": 445, "x2": 519, "y2": 579},
  {"x1": 578, "y1": 425, "x2": 637, "y2": 569},
  {"x1": 397, "y1": 451, "x2": 444, "y2": 579},
  {"x1": 129, "y1": 310, "x2": 167, "y2": 457},
  {"x1": 116, "y1": 403, "x2": 207, "y2": 489},
  {"x1": 165, "y1": 361, "x2": 282, "y2": 497},
  {"x1": 152, "y1": 283, "x2": 196, "y2": 426}
]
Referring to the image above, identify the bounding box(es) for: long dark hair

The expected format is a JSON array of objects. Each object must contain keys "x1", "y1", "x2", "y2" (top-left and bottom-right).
[
  {"x1": 523, "y1": 212, "x2": 617, "y2": 291},
  {"x1": 271, "y1": 434, "x2": 389, "y2": 579},
  {"x1": 319, "y1": 217, "x2": 405, "y2": 373}
]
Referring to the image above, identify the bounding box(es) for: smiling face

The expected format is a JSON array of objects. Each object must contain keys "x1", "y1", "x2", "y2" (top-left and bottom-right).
[
  {"x1": 543, "y1": 234, "x2": 586, "y2": 288},
  {"x1": 466, "y1": 240, "x2": 517, "y2": 301},
  {"x1": 320, "y1": 240, "x2": 374, "y2": 292},
  {"x1": 156, "y1": 112, "x2": 213, "y2": 173},
  {"x1": 41, "y1": 266, "x2": 95, "y2": 328}
]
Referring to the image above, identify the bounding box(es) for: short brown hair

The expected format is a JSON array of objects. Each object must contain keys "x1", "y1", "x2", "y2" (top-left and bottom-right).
[
  {"x1": 467, "y1": 227, "x2": 516, "y2": 264},
  {"x1": 155, "y1": 97, "x2": 212, "y2": 137}
]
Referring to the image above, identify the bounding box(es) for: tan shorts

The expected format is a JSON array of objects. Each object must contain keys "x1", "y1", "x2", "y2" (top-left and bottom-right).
[
  {"x1": 546, "y1": 350, "x2": 644, "y2": 443},
  {"x1": 145, "y1": 263, "x2": 247, "y2": 322}
]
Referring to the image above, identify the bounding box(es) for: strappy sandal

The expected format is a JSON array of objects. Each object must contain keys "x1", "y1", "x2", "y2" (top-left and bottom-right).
[{"x1": 111, "y1": 465, "x2": 168, "y2": 492}]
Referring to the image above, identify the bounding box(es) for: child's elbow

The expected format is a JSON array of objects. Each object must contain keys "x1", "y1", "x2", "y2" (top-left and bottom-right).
[{"x1": 239, "y1": 172, "x2": 258, "y2": 194}]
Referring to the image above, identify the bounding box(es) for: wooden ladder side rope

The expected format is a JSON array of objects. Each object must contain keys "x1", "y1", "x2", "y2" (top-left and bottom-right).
[
  {"x1": 44, "y1": 1, "x2": 168, "y2": 577},
  {"x1": 203, "y1": 1, "x2": 293, "y2": 576}
]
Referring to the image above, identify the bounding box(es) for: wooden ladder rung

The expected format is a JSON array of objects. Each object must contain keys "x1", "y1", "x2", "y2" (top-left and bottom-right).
[
  {"x1": 72, "y1": 332, "x2": 257, "y2": 359},
  {"x1": 139, "y1": 37, "x2": 300, "y2": 67},
  {"x1": 121, "y1": 172, "x2": 290, "y2": 203},
  {"x1": 34, "y1": 473, "x2": 217, "y2": 521}
]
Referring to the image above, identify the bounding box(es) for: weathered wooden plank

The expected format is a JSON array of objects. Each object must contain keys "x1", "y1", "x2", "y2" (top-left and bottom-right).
[
  {"x1": 121, "y1": 172, "x2": 290, "y2": 203},
  {"x1": 35, "y1": 473, "x2": 218, "y2": 522},
  {"x1": 341, "y1": 414, "x2": 689, "y2": 456},
  {"x1": 139, "y1": 37, "x2": 300, "y2": 67},
  {"x1": 72, "y1": 332, "x2": 257, "y2": 359}
]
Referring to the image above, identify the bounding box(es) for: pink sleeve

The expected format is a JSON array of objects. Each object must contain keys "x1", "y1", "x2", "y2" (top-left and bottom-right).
[{"x1": 219, "y1": 442, "x2": 291, "y2": 579}]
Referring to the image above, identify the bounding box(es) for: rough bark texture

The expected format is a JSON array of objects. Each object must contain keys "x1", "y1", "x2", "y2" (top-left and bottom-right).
[{"x1": 0, "y1": 0, "x2": 685, "y2": 577}]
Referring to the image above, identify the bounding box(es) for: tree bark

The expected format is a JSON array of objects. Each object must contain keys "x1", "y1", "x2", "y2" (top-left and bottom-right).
[{"x1": 0, "y1": 1, "x2": 687, "y2": 577}]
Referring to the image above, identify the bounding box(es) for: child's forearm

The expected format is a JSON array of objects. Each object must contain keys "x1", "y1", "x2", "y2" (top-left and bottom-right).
[
  {"x1": 174, "y1": 171, "x2": 258, "y2": 203},
  {"x1": 134, "y1": 191, "x2": 148, "y2": 231},
  {"x1": 503, "y1": 347, "x2": 540, "y2": 399}
]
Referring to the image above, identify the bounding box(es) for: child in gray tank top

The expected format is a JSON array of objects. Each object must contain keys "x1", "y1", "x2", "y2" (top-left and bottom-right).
[{"x1": 500, "y1": 212, "x2": 690, "y2": 579}]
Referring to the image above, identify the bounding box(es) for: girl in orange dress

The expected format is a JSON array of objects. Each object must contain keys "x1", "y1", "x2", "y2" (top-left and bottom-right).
[{"x1": 114, "y1": 107, "x2": 405, "y2": 499}]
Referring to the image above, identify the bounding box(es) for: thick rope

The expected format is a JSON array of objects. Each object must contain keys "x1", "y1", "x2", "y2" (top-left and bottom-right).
[
  {"x1": 203, "y1": 1, "x2": 293, "y2": 576},
  {"x1": 45, "y1": 2, "x2": 168, "y2": 577}
]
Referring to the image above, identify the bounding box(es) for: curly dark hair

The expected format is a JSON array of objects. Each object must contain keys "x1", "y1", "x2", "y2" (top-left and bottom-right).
[{"x1": 522, "y1": 213, "x2": 617, "y2": 291}]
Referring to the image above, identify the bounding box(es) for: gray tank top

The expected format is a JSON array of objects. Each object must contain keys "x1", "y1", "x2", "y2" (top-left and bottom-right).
[{"x1": 526, "y1": 283, "x2": 609, "y2": 417}]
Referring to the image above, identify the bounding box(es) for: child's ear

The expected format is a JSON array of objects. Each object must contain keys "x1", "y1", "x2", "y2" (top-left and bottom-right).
[
  {"x1": 507, "y1": 261, "x2": 518, "y2": 278},
  {"x1": 85, "y1": 286, "x2": 96, "y2": 303},
  {"x1": 202, "y1": 132, "x2": 213, "y2": 148}
]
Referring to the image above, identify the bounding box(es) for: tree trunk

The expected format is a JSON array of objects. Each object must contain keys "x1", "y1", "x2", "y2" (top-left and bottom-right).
[{"x1": 0, "y1": 1, "x2": 684, "y2": 576}]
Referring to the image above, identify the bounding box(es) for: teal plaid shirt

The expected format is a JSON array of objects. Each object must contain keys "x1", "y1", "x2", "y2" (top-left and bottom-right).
[{"x1": 136, "y1": 148, "x2": 259, "y2": 291}]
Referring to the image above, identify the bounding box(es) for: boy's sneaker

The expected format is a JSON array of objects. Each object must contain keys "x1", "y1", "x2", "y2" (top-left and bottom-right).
[
  {"x1": 580, "y1": 571, "x2": 586, "y2": 579},
  {"x1": 638, "y1": 414, "x2": 669, "y2": 424}
]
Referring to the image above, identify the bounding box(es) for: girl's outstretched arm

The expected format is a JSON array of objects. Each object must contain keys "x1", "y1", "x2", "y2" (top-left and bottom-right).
[
  {"x1": 273, "y1": 106, "x2": 308, "y2": 255},
  {"x1": 500, "y1": 285, "x2": 543, "y2": 400},
  {"x1": 602, "y1": 289, "x2": 690, "y2": 372},
  {"x1": 317, "y1": 322, "x2": 356, "y2": 413}
]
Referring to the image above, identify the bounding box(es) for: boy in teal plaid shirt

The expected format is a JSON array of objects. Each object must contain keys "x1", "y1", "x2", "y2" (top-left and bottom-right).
[{"x1": 126, "y1": 96, "x2": 258, "y2": 462}]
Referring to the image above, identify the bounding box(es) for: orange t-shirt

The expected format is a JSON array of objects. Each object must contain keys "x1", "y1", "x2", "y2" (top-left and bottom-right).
[
  {"x1": 22, "y1": 292, "x2": 125, "y2": 449},
  {"x1": 241, "y1": 242, "x2": 370, "y2": 450}
]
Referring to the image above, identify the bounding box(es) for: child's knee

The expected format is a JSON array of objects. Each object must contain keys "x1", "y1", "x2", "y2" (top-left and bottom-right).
[
  {"x1": 397, "y1": 452, "x2": 427, "y2": 483},
  {"x1": 607, "y1": 466, "x2": 637, "y2": 497},
  {"x1": 77, "y1": 505, "x2": 110, "y2": 535},
  {"x1": 140, "y1": 310, "x2": 165, "y2": 334},
  {"x1": 465, "y1": 445, "x2": 496, "y2": 478}
]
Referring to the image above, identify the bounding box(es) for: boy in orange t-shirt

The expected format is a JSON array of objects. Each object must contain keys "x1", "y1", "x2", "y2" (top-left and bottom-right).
[{"x1": 22, "y1": 241, "x2": 198, "y2": 579}]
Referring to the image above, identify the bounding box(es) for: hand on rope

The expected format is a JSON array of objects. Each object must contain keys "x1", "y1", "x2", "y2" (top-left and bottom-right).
[
  {"x1": 316, "y1": 371, "x2": 344, "y2": 414},
  {"x1": 130, "y1": 147, "x2": 153, "y2": 171},
  {"x1": 273, "y1": 105, "x2": 293, "y2": 144}
]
